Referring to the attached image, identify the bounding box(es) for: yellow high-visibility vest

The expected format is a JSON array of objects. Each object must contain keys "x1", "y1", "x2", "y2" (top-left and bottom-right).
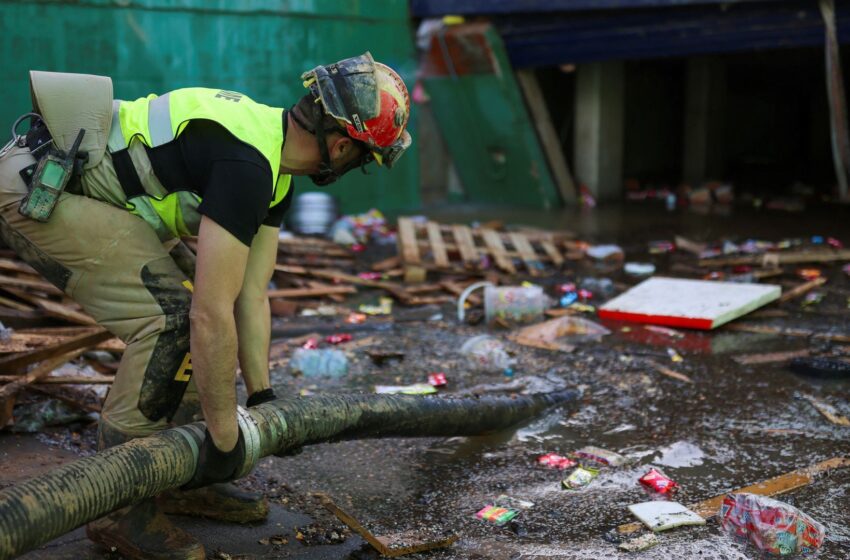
[{"x1": 108, "y1": 88, "x2": 291, "y2": 240}]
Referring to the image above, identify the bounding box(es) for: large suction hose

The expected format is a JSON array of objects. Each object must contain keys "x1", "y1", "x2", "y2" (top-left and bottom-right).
[{"x1": 0, "y1": 390, "x2": 579, "y2": 559}]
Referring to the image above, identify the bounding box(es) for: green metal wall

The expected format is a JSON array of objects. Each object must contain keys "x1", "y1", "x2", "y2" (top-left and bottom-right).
[
  {"x1": 423, "y1": 26, "x2": 561, "y2": 209},
  {"x1": 0, "y1": 0, "x2": 419, "y2": 214}
]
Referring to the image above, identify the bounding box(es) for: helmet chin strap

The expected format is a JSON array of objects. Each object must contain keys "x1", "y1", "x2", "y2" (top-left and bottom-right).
[{"x1": 290, "y1": 100, "x2": 373, "y2": 186}]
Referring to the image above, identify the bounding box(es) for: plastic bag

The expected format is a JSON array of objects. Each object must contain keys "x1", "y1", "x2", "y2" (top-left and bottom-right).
[
  {"x1": 719, "y1": 493, "x2": 825, "y2": 555},
  {"x1": 460, "y1": 335, "x2": 514, "y2": 373},
  {"x1": 290, "y1": 348, "x2": 348, "y2": 378}
]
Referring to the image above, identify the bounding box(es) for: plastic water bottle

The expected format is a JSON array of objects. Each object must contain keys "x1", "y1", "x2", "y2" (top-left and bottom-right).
[{"x1": 290, "y1": 348, "x2": 348, "y2": 378}]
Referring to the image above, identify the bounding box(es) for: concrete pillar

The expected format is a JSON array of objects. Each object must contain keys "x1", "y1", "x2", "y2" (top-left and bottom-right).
[
  {"x1": 573, "y1": 61, "x2": 625, "y2": 201},
  {"x1": 683, "y1": 56, "x2": 726, "y2": 185}
]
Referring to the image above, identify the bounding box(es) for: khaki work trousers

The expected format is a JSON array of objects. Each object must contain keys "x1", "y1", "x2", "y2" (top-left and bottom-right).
[{"x1": 0, "y1": 144, "x2": 199, "y2": 438}]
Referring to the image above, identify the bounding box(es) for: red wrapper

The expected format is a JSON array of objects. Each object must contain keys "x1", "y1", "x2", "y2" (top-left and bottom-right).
[
  {"x1": 537, "y1": 453, "x2": 577, "y2": 470},
  {"x1": 428, "y1": 372, "x2": 447, "y2": 387},
  {"x1": 325, "y1": 333, "x2": 353, "y2": 345},
  {"x1": 639, "y1": 468, "x2": 678, "y2": 495},
  {"x1": 302, "y1": 338, "x2": 319, "y2": 350},
  {"x1": 357, "y1": 272, "x2": 382, "y2": 280}
]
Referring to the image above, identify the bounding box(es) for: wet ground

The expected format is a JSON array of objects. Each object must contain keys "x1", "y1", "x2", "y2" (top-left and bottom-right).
[{"x1": 3, "y1": 202, "x2": 850, "y2": 559}]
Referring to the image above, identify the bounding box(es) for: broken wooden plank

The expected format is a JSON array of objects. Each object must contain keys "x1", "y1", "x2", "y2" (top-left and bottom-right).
[
  {"x1": 0, "y1": 328, "x2": 112, "y2": 375},
  {"x1": 0, "y1": 258, "x2": 38, "y2": 276},
  {"x1": 426, "y1": 221, "x2": 450, "y2": 268},
  {"x1": 318, "y1": 493, "x2": 457, "y2": 557},
  {"x1": 451, "y1": 225, "x2": 479, "y2": 265},
  {"x1": 645, "y1": 359, "x2": 694, "y2": 383},
  {"x1": 397, "y1": 217, "x2": 421, "y2": 264},
  {"x1": 673, "y1": 235, "x2": 708, "y2": 256},
  {"x1": 618, "y1": 457, "x2": 850, "y2": 535},
  {"x1": 275, "y1": 265, "x2": 413, "y2": 303},
  {"x1": 509, "y1": 232, "x2": 542, "y2": 276},
  {"x1": 698, "y1": 249, "x2": 850, "y2": 267},
  {"x1": 440, "y1": 280, "x2": 482, "y2": 306},
  {"x1": 0, "y1": 348, "x2": 89, "y2": 427},
  {"x1": 724, "y1": 323, "x2": 850, "y2": 343},
  {"x1": 539, "y1": 239, "x2": 564, "y2": 266},
  {"x1": 481, "y1": 229, "x2": 515, "y2": 273},
  {"x1": 732, "y1": 349, "x2": 811, "y2": 365},
  {"x1": 0, "y1": 293, "x2": 34, "y2": 312},
  {"x1": 0, "y1": 374, "x2": 113, "y2": 384},
  {"x1": 778, "y1": 277, "x2": 827, "y2": 303},
  {"x1": 801, "y1": 393, "x2": 850, "y2": 426},
  {"x1": 371, "y1": 256, "x2": 401, "y2": 272},
  {"x1": 267, "y1": 286, "x2": 357, "y2": 299},
  {"x1": 0, "y1": 275, "x2": 63, "y2": 296},
  {"x1": 4, "y1": 287, "x2": 96, "y2": 325}
]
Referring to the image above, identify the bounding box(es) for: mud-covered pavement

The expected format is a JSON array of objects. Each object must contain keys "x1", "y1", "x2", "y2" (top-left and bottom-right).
[{"x1": 4, "y1": 205, "x2": 850, "y2": 559}]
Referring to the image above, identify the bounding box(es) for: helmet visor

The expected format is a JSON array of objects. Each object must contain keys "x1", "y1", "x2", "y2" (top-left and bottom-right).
[{"x1": 373, "y1": 129, "x2": 412, "y2": 168}]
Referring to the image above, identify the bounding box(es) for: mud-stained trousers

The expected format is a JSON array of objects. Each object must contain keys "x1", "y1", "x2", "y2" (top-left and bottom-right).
[{"x1": 0, "y1": 144, "x2": 201, "y2": 439}]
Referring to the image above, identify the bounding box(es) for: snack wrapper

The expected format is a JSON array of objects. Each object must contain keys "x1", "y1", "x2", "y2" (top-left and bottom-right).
[{"x1": 719, "y1": 493, "x2": 825, "y2": 555}]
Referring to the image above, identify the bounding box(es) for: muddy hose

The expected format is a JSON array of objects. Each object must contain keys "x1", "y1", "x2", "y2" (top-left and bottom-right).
[{"x1": 0, "y1": 390, "x2": 578, "y2": 559}]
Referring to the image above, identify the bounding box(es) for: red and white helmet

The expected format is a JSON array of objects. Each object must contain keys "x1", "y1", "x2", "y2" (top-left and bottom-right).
[{"x1": 301, "y1": 52, "x2": 412, "y2": 168}]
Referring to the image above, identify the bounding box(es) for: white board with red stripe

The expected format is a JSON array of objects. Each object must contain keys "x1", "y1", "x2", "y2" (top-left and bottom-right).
[{"x1": 598, "y1": 277, "x2": 781, "y2": 330}]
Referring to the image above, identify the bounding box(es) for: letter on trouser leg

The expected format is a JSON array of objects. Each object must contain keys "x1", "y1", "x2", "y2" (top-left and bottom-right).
[{"x1": 0, "y1": 145, "x2": 195, "y2": 438}]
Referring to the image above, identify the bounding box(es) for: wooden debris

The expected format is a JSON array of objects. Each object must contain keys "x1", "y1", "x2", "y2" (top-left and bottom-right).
[
  {"x1": 801, "y1": 393, "x2": 850, "y2": 426},
  {"x1": 267, "y1": 286, "x2": 356, "y2": 299},
  {"x1": 698, "y1": 249, "x2": 850, "y2": 267},
  {"x1": 617, "y1": 457, "x2": 850, "y2": 535},
  {"x1": 645, "y1": 359, "x2": 694, "y2": 383},
  {"x1": 317, "y1": 493, "x2": 458, "y2": 557},
  {"x1": 732, "y1": 349, "x2": 811, "y2": 365},
  {"x1": 0, "y1": 328, "x2": 112, "y2": 376},
  {"x1": 778, "y1": 277, "x2": 827, "y2": 303},
  {"x1": 724, "y1": 323, "x2": 850, "y2": 343},
  {"x1": 397, "y1": 217, "x2": 567, "y2": 275},
  {"x1": 0, "y1": 375, "x2": 114, "y2": 385}
]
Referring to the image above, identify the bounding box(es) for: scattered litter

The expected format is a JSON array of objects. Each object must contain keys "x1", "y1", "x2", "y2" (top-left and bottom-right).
[
  {"x1": 460, "y1": 335, "x2": 514, "y2": 373},
  {"x1": 325, "y1": 333, "x2": 353, "y2": 345},
  {"x1": 799, "y1": 393, "x2": 850, "y2": 426},
  {"x1": 599, "y1": 277, "x2": 781, "y2": 330},
  {"x1": 843, "y1": 263, "x2": 850, "y2": 276},
  {"x1": 375, "y1": 383, "x2": 437, "y2": 395},
  {"x1": 639, "y1": 468, "x2": 679, "y2": 495},
  {"x1": 573, "y1": 446, "x2": 628, "y2": 467},
  {"x1": 537, "y1": 453, "x2": 577, "y2": 470},
  {"x1": 346, "y1": 312, "x2": 367, "y2": 324},
  {"x1": 359, "y1": 297, "x2": 394, "y2": 315},
  {"x1": 666, "y1": 348, "x2": 684, "y2": 363},
  {"x1": 720, "y1": 493, "x2": 825, "y2": 555},
  {"x1": 511, "y1": 316, "x2": 610, "y2": 353},
  {"x1": 562, "y1": 466, "x2": 600, "y2": 489},
  {"x1": 628, "y1": 501, "x2": 706, "y2": 532},
  {"x1": 648, "y1": 240, "x2": 675, "y2": 254},
  {"x1": 734, "y1": 349, "x2": 810, "y2": 366},
  {"x1": 618, "y1": 532, "x2": 660, "y2": 552},
  {"x1": 484, "y1": 285, "x2": 546, "y2": 325},
  {"x1": 801, "y1": 291, "x2": 824, "y2": 307},
  {"x1": 427, "y1": 372, "x2": 447, "y2": 387},
  {"x1": 301, "y1": 338, "x2": 320, "y2": 350},
  {"x1": 11, "y1": 399, "x2": 93, "y2": 432},
  {"x1": 797, "y1": 268, "x2": 822, "y2": 280},
  {"x1": 617, "y1": 457, "x2": 850, "y2": 536},
  {"x1": 624, "y1": 262, "x2": 656, "y2": 276},
  {"x1": 586, "y1": 244, "x2": 624, "y2": 260},
  {"x1": 646, "y1": 360, "x2": 694, "y2": 383},
  {"x1": 290, "y1": 348, "x2": 348, "y2": 378},
  {"x1": 475, "y1": 495, "x2": 533, "y2": 526}
]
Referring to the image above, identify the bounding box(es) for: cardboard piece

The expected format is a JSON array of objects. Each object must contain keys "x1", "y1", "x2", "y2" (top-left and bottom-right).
[
  {"x1": 628, "y1": 501, "x2": 706, "y2": 532},
  {"x1": 599, "y1": 277, "x2": 781, "y2": 330}
]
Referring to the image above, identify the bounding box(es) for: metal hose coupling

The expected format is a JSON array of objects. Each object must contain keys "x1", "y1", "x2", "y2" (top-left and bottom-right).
[{"x1": 234, "y1": 404, "x2": 263, "y2": 478}]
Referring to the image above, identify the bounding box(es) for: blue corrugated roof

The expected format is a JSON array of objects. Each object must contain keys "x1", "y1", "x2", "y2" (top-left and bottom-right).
[
  {"x1": 411, "y1": 0, "x2": 775, "y2": 17},
  {"x1": 413, "y1": 1, "x2": 850, "y2": 66}
]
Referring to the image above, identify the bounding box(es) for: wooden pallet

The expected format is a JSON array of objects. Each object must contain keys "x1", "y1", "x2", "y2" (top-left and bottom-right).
[{"x1": 396, "y1": 218, "x2": 569, "y2": 276}]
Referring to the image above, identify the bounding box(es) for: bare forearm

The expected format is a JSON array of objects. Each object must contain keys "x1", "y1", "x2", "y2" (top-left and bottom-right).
[
  {"x1": 235, "y1": 293, "x2": 271, "y2": 396},
  {"x1": 190, "y1": 307, "x2": 239, "y2": 451}
]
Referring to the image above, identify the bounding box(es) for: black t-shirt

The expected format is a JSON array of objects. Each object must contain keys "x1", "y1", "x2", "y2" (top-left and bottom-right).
[{"x1": 144, "y1": 118, "x2": 292, "y2": 246}]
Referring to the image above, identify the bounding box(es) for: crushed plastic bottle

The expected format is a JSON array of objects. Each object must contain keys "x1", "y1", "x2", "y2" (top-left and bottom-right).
[
  {"x1": 290, "y1": 348, "x2": 348, "y2": 378},
  {"x1": 720, "y1": 493, "x2": 826, "y2": 556},
  {"x1": 460, "y1": 335, "x2": 514, "y2": 373}
]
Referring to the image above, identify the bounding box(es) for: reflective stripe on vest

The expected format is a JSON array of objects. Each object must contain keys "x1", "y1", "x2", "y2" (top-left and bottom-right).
[{"x1": 107, "y1": 88, "x2": 291, "y2": 240}]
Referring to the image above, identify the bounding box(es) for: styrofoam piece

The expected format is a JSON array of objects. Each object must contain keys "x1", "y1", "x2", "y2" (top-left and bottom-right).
[
  {"x1": 598, "y1": 277, "x2": 781, "y2": 330},
  {"x1": 628, "y1": 501, "x2": 706, "y2": 532}
]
